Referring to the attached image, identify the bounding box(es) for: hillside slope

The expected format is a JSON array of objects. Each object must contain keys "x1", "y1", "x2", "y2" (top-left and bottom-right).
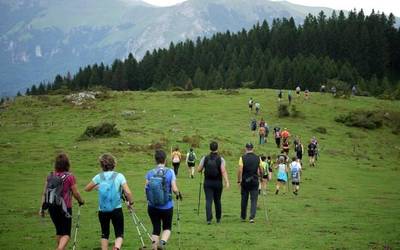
[{"x1": 0, "y1": 89, "x2": 399, "y2": 249}]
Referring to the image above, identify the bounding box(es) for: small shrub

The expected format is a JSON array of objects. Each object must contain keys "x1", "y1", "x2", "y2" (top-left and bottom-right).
[
  {"x1": 169, "y1": 86, "x2": 185, "y2": 92},
  {"x1": 278, "y1": 104, "x2": 290, "y2": 117},
  {"x1": 80, "y1": 122, "x2": 120, "y2": 139},
  {"x1": 146, "y1": 87, "x2": 158, "y2": 92},
  {"x1": 173, "y1": 93, "x2": 200, "y2": 98},
  {"x1": 182, "y1": 135, "x2": 201, "y2": 148},
  {"x1": 314, "y1": 127, "x2": 327, "y2": 134},
  {"x1": 216, "y1": 89, "x2": 240, "y2": 95},
  {"x1": 148, "y1": 137, "x2": 169, "y2": 150},
  {"x1": 335, "y1": 111, "x2": 383, "y2": 129}
]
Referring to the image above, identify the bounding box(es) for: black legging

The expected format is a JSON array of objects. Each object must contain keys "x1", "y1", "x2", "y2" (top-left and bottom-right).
[
  {"x1": 147, "y1": 206, "x2": 173, "y2": 236},
  {"x1": 98, "y1": 208, "x2": 124, "y2": 239},
  {"x1": 203, "y1": 180, "x2": 223, "y2": 222}
]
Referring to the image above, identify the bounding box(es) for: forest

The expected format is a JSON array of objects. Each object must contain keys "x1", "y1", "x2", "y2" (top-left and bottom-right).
[{"x1": 25, "y1": 10, "x2": 400, "y2": 99}]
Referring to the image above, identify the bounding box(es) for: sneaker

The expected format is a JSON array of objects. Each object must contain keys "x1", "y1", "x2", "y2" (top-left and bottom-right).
[
  {"x1": 241, "y1": 218, "x2": 246, "y2": 222},
  {"x1": 275, "y1": 190, "x2": 279, "y2": 195},
  {"x1": 249, "y1": 219, "x2": 255, "y2": 223},
  {"x1": 216, "y1": 219, "x2": 221, "y2": 224},
  {"x1": 207, "y1": 221, "x2": 211, "y2": 225},
  {"x1": 191, "y1": 174, "x2": 194, "y2": 179}
]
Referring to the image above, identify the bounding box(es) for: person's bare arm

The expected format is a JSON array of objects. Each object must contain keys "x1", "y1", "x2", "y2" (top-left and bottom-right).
[
  {"x1": 237, "y1": 158, "x2": 243, "y2": 186},
  {"x1": 171, "y1": 180, "x2": 179, "y2": 194},
  {"x1": 220, "y1": 159, "x2": 230, "y2": 189},
  {"x1": 84, "y1": 181, "x2": 97, "y2": 192},
  {"x1": 122, "y1": 183, "x2": 134, "y2": 208},
  {"x1": 71, "y1": 184, "x2": 85, "y2": 205},
  {"x1": 39, "y1": 179, "x2": 47, "y2": 216},
  {"x1": 197, "y1": 157, "x2": 204, "y2": 173}
]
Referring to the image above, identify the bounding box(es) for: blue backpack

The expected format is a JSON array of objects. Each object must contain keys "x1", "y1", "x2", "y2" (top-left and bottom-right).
[
  {"x1": 146, "y1": 168, "x2": 171, "y2": 207},
  {"x1": 291, "y1": 166, "x2": 300, "y2": 179},
  {"x1": 98, "y1": 172, "x2": 120, "y2": 212}
]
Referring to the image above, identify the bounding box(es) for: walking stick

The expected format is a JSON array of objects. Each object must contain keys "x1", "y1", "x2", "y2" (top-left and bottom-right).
[
  {"x1": 197, "y1": 172, "x2": 202, "y2": 216},
  {"x1": 72, "y1": 205, "x2": 81, "y2": 250}
]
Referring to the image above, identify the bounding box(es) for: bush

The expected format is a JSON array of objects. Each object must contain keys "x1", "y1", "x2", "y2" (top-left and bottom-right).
[
  {"x1": 291, "y1": 105, "x2": 302, "y2": 118},
  {"x1": 278, "y1": 104, "x2": 290, "y2": 117},
  {"x1": 146, "y1": 87, "x2": 158, "y2": 92},
  {"x1": 216, "y1": 89, "x2": 240, "y2": 95},
  {"x1": 314, "y1": 127, "x2": 327, "y2": 134},
  {"x1": 182, "y1": 135, "x2": 201, "y2": 148},
  {"x1": 169, "y1": 86, "x2": 185, "y2": 92},
  {"x1": 80, "y1": 122, "x2": 120, "y2": 139},
  {"x1": 335, "y1": 111, "x2": 383, "y2": 129}
]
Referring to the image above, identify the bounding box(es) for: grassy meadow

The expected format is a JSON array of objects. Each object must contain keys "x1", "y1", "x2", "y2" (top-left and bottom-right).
[{"x1": 0, "y1": 89, "x2": 399, "y2": 249}]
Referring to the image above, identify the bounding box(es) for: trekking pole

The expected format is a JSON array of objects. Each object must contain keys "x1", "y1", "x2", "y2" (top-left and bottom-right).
[
  {"x1": 197, "y1": 172, "x2": 202, "y2": 216},
  {"x1": 176, "y1": 198, "x2": 182, "y2": 250},
  {"x1": 129, "y1": 209, "x2": 147, "y2": 249},
  {"x1": 72, "y1": 205, "x2": 81, "y2": 250},
  {"x1": 286, "y1": 172, "x2": 290, "y2": 194},
  {"x1": 133, "y1": 212, "x2": 152, "y2": 241}
]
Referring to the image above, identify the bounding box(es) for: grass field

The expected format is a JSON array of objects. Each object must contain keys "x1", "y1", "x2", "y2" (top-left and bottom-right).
[{"x1": 0, "y1": 89, "x2": 399, "y2": 250}]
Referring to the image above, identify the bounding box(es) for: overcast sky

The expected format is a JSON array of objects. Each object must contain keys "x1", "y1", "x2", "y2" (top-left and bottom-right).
[{"x1": 142, "y1": 0, "x2": 400, "y2": 16}]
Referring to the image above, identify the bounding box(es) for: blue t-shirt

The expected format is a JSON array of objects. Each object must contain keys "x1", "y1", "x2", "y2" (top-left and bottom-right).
[
  {"x1": 92, "y1": 171, "x2": 127, "y2": 211},
  {"x1": 145, "y1": 166, "x2": 176, "y2": 210}
]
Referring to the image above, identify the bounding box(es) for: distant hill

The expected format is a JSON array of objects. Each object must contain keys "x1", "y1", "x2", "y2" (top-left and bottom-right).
[{"x1": 0, "y1": 0, "x2": 397, "y2": 95}]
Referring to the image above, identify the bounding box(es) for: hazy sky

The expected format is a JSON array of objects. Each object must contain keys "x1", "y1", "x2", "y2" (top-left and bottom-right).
[{"x1": 142, "y1": 0, "x2": 400, "y2": 16}]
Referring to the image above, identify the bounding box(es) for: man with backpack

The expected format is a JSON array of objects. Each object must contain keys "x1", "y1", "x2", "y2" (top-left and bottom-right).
[
  {"x1": 198, "y1": 141, "x2": 230, "y2": 224},
  {"x1": 237, "y1": 143, "x2": 263, "y2": 223},
  {"x1": 186, "y1": 148, "x2": 197, "y2": 179},
  {"x1": 255, "y1": 102, "x2": 260, "y2": 115},
  {"x1": 248, "y1": 97, "x2": 254, "y2": 111},
  {"x1": 250, "y1": 118, "x2": 257, "y2": 136},
  {"x1": 294, "y1": 140, "x2": 304, "y2": 166},
  {"x1": 84, "y1": 153, "x2": 134, "y2": 250},
  {"x1": 40, "y1": 153, "x2": 85, "y2": 250},
  {"x1": 308, "y1": 139, "x2": 317, "y2": 167},
  {"x1": 145, "y1": 150, "x2": 182, "y2": 250}
]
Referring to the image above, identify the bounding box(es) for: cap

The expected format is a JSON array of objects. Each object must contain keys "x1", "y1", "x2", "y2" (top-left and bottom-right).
[{"x1": 245, "y1": 143, "x2": 254, "y2": 149}]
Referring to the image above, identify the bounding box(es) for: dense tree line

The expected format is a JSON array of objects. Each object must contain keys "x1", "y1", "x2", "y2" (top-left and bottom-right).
[{"x1": 27, "y1": 10, "x2": 400, "y2": 97}]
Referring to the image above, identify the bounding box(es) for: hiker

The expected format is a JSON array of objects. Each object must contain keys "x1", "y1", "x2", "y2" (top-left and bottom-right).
[
  {"x1": 255, "y1": 102, "x2": 260, "y2": 115},
  {"x1": 304, "y1": 89, "x2": 310, "y2": 99},
  {"x1": 171, "y1": 147, "x2": 182, "y2": 176},
  {"x1": 259, "y1": 126, "x2": 266, "y2": 145},
  {"x1": 186, "y1": 148, "x2": 197, "y2": 179},
  {"x1": 248, "y1": 97, "x2": 254, "y2": 111},
  {"x1": 275, "y1": 156, "x2": 288, "y2": 195},
  {"x1": 259, "y1": 118, "x2": 265, "y2": 128},
  {"x1": 40, "y1": 153, "x2": 85, "y2": 250},
  {"x1": 288, "y1": 90, "x2": 292, "y2": 105},
  {"x1": 308, "y1": 139, "x2": 317, "y2": 167},
  {"x1": 331, "y1": 86, "x2": 337, "y2": 96},
  {"x1": 278, "y1": 90, "x2": 283, "y2": 102},
  {"x1": 145, "y1": 150, "x2": 182, "y2": 250},
  {"x1": 295, "y1": 86, "x2": 301, "y2": 97},
  {"x1": 264, "y1": 122, "x2": 270, "y2": 143},
  {"x1": 282, "y1": 140, "x2": 290, "y2": 155},
  {"x1": 198, "y1": 141, "x2": 230, "y2": 224},
  {"x1": 281, "y1": 128, "x2": 290, "y2": 143},
  {"x1": 290, "y1": 156, "x2": 302, "y2": 195},
  {"x1": 311, "y1": 136, "x2": 319, "y2": 161},
  {"x1": 250, "y1": 118, "x2": 257, "y2": 136},
  {"x1": 274, "y1": 127, "x2": 281, "y2": 148},
  {"x1": 84, "y1": 153, "x2": 134, "y2": 250},
  {"x1": 277, "y1": 151, "x2": 289, "y2": 164},
  {"x1": 352, "y1": 85, "x2": 357, "y2": 96},
  {"x1": 237, "y1": 143, "x2": 263, "y2": 223},
  {"x1": 320, "y1": 85, "x2": 326, "y2": 94},
  {"x1": 294, "y1": 140, "x2": 304, "y2": 166},
  {"x1": 260, "y1": 156, "x2": 272, "y2": 194}
]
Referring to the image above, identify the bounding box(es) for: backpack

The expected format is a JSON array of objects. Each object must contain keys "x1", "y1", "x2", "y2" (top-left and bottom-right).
[
  {"x1": 172, "y1": 152, "x2": 180, "y2": 163},
  {"x1": 44, "y1": 172, "x2": 71, "y2": 218},
  {"x1": 251, "y1": 120, "x2": 257, "y2": 130},
  {"x1": 98, "y1": 172, "x2": 120, "y2": 212},
  {"x1": 291, "y1": 165, "x2": 300, "y2": 179},
  {"x1": 259, "y1": 127, "x2": 266, "y2": 136},
  {"x1": 275, "y1": 130, "x2": 281, "y2": 138},
  {"x1": 295, "y1": 143, "x2": 302, "y2": 153},
  {"x1": 188, "y1": 151, "x2": 195, "y2": 163},
  {"x1": 204, "y1": 155, "x2": 222, "y2": 179},
  {"x1": 146, "y1": 168, "x2": 171, "y2": 207}
]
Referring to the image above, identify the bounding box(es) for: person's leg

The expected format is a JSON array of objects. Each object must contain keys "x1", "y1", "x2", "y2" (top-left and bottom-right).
[
  {"x1": 249, "y1": 188, "x2": 259, "y2": 220},
  {"x1": 275, "y1": 181, "x2": 280, "y2": 194},
  {"x1": 191, "y1": 166, "x2": 195, "y2": 178},
  {"x1": 98, "y1": 211, "x2": 111, "y2": 250},
  {"x1": 214, "y1": 185, "x2": 223, "y2": 222},
  {"x1": 204, "y1": 184, "x2": 214, "y2": 222},
  {"x1": 240, "y1": 187, "x2": 249, "y2": 220},
  {"x1": 148, "y1": 206, "x2": 162, "y2": 249},
  {"x1": 160, "y1": 208, "x2": 173, "y2": 246},
  {"x1": 57, "y1": 236, "x2": 70, "y2": 250},
  {"x1": 111, "y1": 208, "x2": 124, "y2": 250}
]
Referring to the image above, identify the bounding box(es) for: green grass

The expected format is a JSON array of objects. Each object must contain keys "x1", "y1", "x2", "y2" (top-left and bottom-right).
[{"x1": 0, "y1": 89, "x2": 399, "y2": 249}]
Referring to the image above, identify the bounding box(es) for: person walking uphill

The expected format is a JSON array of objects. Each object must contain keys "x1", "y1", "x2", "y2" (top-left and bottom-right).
[
  {"x1": 40, "y1": 153, "x2": 85, "y2": 250},
  {"x1": 198, "y1": 141, "x2": 230, "y2": 224},
  {"x1": 186, "y1": 148, "x2": 197, "y2": 179},
  {"x1": 237, "y1": 143, "x2": 263, "y2": 223},
  {"x1": 85, "y1": 153, "x2": 134, "y2": 250},
  {"x1": 145, "y1": 150, "x2": 182, "y2": 250},
  {"x1": 171, "y1": 147, "x2": 182, "y2": 177}
]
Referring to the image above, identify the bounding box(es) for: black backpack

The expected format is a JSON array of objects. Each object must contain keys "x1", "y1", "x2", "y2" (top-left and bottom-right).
[
  {"x1": 44, "y1": 172, "x2": 71, "y2": 218},
  {"x1": 295, "y1": 143, "x2": 302, "y2": 153},
  {"x1": 188, "y1": 151, "x2": 196, "y2": 163},
  {"x1": 204, "y1": 155, "x2": 222, "y2": 179}
]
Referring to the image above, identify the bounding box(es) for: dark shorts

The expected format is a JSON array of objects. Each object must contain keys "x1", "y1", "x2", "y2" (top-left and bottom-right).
[
  {"x1": 249, "y1": 104, "x2": 253, "y2": 108},
  {"x1": 98, "y1": 208, "x2": 124, "y2": 239},
  {"x1": 187, "y1": 162, "x2": 195, "y2": 167},
  {"x1": 296, "y1": 153, "x2": 303, "y2": 160},
  {"x1": 148, "y1": 206, "x2": 173, "y2": 236},
  {"x1": 262, "y1": 174, "x2": 269, "y2": 179},
  {"x1": 308, "y1": 151, "x2": 315, "y2": 157},
  {"x1": 172, "y1": 162, "x2": 180, "y2": 168},
  {"x1": 49, "y1": 206, "x2": 72, "y2": 236},
  {"x1": 292, "y1": 181, "x2": 300, "y2": 185},
  {"x1": 277, "y1": 179, "x2": 286, "y2": 183}
]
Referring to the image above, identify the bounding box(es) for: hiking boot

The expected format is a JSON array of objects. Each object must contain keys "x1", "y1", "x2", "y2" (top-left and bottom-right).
[
  {"x1": 207, "y1": 221, "x2": 211, "y2": 225},
  {"x1": 241, "y1": 218, "x2": 246, "y2": 222},
  {"x1": 249, "y1": 219, "x2": 255, "y2": 223},
  {"x1": 275, "y1": 190, "x2": 279, "y2": 195},
  {"x1": 191, "y1": 174, "x2": 194, "y2": 179}
]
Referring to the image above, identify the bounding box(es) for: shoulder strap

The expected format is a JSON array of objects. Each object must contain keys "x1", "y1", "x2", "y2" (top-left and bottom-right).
[{"x1": 100, "y1": 172, "x2": 105, "y2": 181}]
